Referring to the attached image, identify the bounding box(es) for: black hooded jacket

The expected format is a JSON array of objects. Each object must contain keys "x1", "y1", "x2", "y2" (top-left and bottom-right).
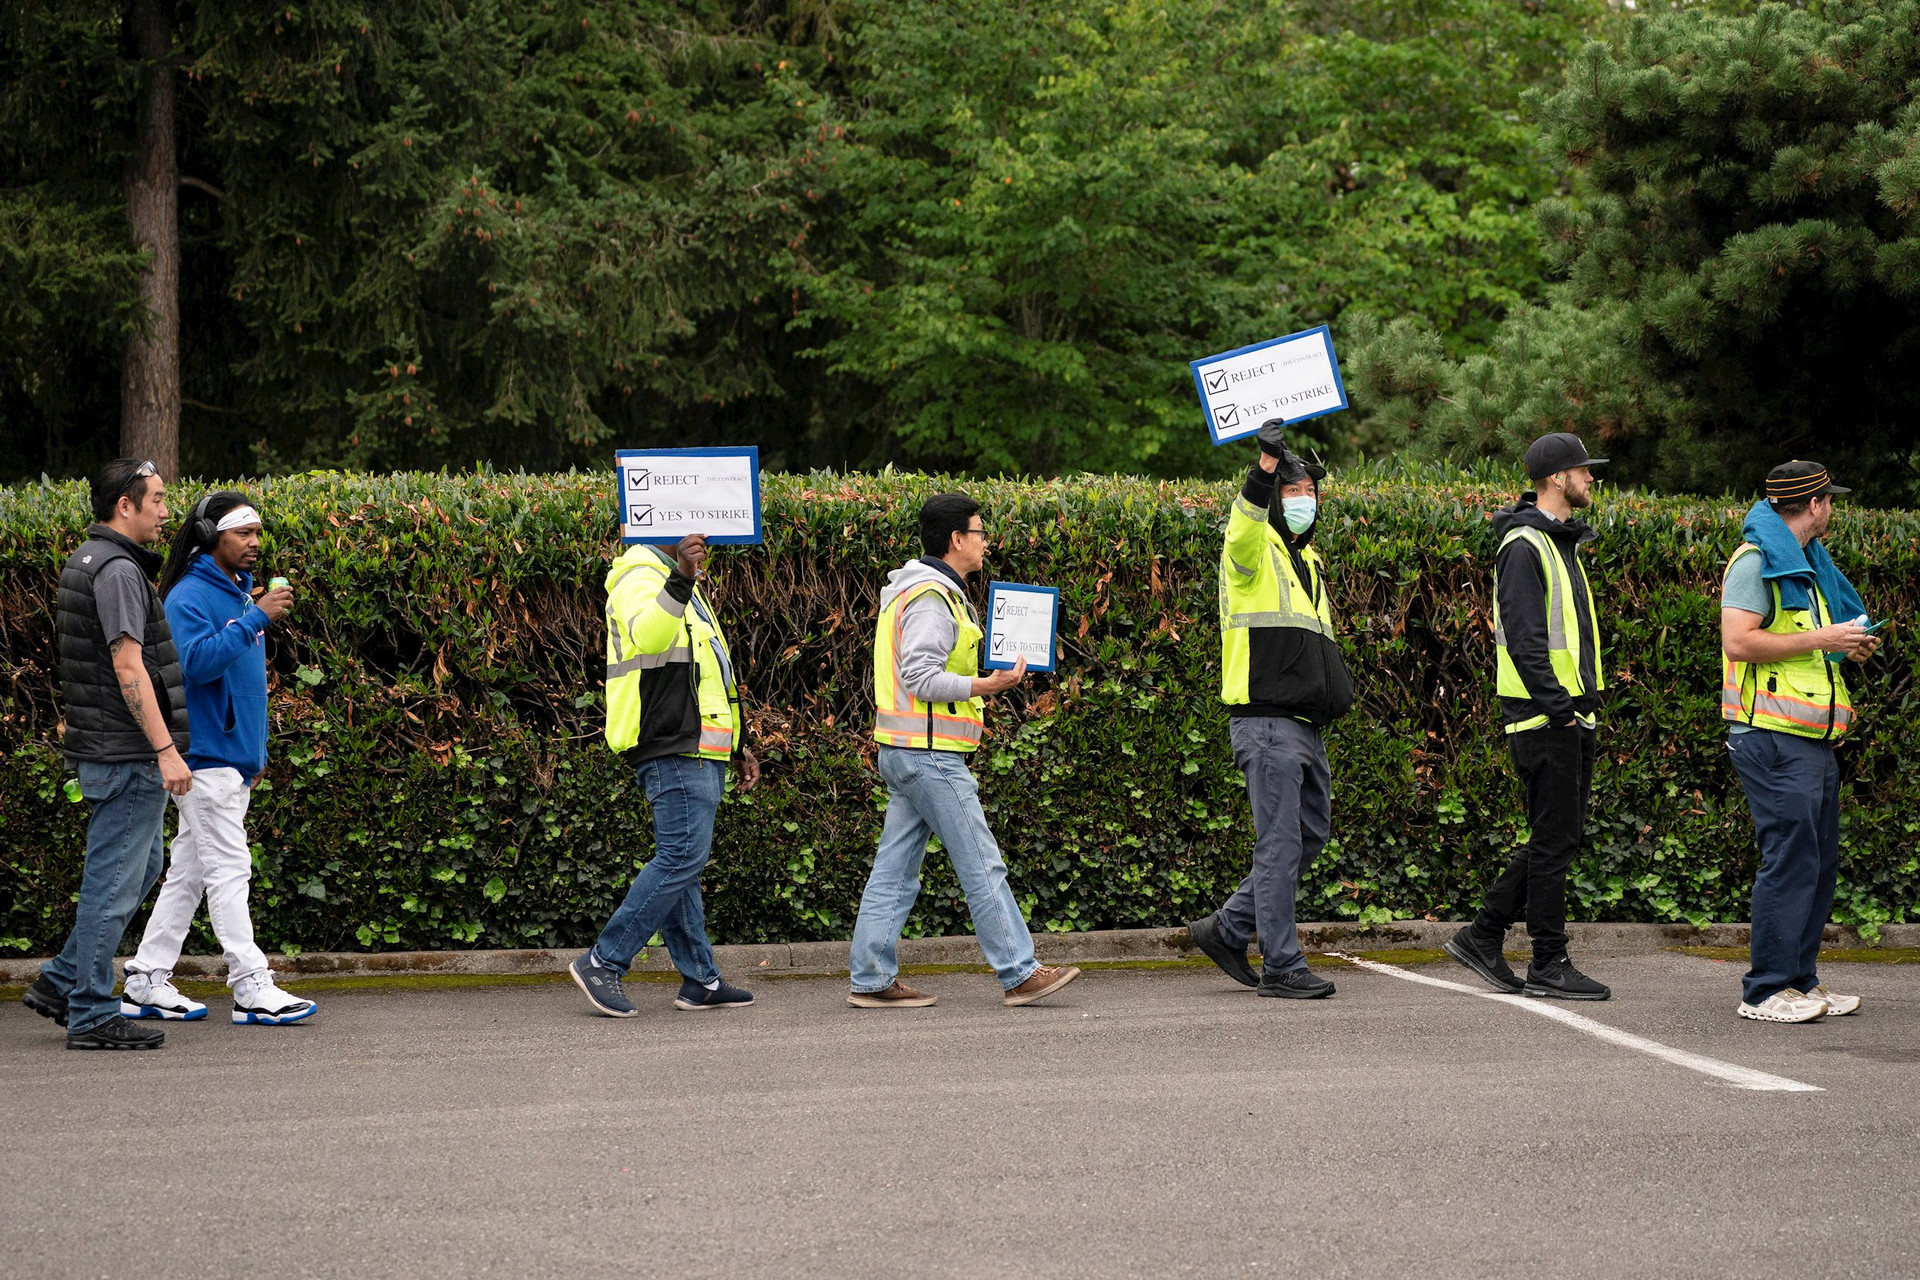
[
  {"x1": 1231, "y1": 463, "x2": 1355, "y2": 725},
  {"x1": 1491, "y1": 494, "x2": 1599, "y2": 727}
]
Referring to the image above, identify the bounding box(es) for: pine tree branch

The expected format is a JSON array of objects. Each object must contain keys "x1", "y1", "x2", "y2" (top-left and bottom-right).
[{"x1": 180, "y1": 176, "x2": 228, "y2": 203}]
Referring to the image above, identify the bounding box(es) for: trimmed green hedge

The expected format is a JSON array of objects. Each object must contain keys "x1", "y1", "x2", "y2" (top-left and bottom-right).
[{"x1": 3, "y1": 465, "x2": 1916, "y2": 956}]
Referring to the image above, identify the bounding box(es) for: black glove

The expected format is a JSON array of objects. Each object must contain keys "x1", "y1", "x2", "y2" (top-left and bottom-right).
[{"x1": 1256, "y1": 418, "x2": 1288, "y2": 459}]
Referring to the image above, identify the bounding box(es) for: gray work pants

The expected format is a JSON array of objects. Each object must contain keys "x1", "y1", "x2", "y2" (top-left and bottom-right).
[{"x1": 1213, "y1": 716, "x2": 1332, "y2": 979}]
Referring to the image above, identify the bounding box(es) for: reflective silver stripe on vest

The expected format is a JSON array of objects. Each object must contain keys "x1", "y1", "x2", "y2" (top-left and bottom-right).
[
  {"x1": 874, "y1": 711, "x2": 984, "y2": 742},
  {"x1": 1493, "y1": 528, "x2": 1569, "y2": 651},
  {"x1": 1223, "y1": 609, "x2": 1332, "y2": 638},
  {"x1": 607, "y1": 646, "x2": 693, "y2": 678}
]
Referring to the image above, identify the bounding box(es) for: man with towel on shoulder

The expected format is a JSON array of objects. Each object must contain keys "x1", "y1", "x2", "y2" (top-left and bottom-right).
[{"x1": 1720, "y1": 461, "x2": 1880, "y2": 1024}]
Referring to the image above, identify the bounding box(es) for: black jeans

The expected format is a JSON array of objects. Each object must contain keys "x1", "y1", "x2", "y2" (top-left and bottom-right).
[{"x1": 1473, "y1": 724, "x2": 1597, "y2": 964}]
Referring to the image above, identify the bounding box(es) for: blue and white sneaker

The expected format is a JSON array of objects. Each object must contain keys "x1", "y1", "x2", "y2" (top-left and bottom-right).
[
  {"x1": 569, "y1": 952, "x2": 638, "y2": 1018},
  {"x1": 230, "y1": 972, "x2": 317, "y2": 1025},
  {"x1": 121, "y1": 970, "x2": 208, "y2": 1021},
  {"x1": 674, "y1": 978, "x2": 754, "y2": 1010}
]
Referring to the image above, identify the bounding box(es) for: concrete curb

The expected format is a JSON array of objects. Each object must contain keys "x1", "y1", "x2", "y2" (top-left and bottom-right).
[{"x1": 4, "y1": 921, "x2": 1915, "y2": 986}]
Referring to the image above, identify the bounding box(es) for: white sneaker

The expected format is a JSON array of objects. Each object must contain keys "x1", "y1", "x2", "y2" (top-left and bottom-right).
[
  {"x1": 121, "y1": 970, "x2": 208, "y2": 1021},
  {"x1": 231, "y1": 973, "x2": 317, "y2": 1025},
  {"x1": 1737, "y1": 988, "x2": 1828, "y2": 1023},
  {"x1": 1807, "y1": 985, "x2": 1862, "y2": 1016}
]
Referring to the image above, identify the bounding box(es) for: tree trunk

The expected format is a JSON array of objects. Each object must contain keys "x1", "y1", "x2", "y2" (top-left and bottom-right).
[{"x1": 121, "y1": 0, "x2": 180, "y2": 479}]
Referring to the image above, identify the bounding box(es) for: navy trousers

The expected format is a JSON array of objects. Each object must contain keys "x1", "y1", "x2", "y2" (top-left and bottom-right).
[{"x1": 1729, "y1": 729, "x2": 1840, "y2": 1006}]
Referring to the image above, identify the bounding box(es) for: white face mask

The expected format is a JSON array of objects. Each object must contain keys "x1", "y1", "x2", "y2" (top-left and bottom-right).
[{"x1": 1281, "y1": 495, "x2": 1318, "y2": 533}]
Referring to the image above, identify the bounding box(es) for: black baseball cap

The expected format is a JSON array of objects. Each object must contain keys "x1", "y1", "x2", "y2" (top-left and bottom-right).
[
  {"x1": 1525, "y1": 432, "x2": 1609, "y2": 481},
  {"x1": 1765, "y1": 460, "x2": 1850, "y2": 503}
]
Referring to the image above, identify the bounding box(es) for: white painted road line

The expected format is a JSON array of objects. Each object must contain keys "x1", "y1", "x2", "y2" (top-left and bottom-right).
[{"x1": 1326, "y1": 952, "x2": 1823, "y2": 1093}]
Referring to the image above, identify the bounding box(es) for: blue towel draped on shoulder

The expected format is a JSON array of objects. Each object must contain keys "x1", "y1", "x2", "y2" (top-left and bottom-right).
[{"x1": 1741, "y1": 498, "x2": 1866, "y2": 626}]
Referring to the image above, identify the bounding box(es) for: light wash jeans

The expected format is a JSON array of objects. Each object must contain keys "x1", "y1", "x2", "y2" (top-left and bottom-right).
[
  {"x1": 590, "y1": 754, "x2": 724, "y2": 985},
  {"x1": 849, "y1": 747, "x2": 1039, "y2": 993},
  {"x1": 128, "y1": 767, "x2": 271, "y2": 988},
  {"x1": 39, "y1": 760, "x2": 170, "y2": 1034}
]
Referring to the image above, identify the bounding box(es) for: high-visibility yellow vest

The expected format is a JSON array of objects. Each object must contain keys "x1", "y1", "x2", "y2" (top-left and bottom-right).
[
  {"x1": 872, "y1": 581, "x2": 985, "y2": 752},
  {"x1": 604, "y1": 545, "x2": 741, "y2": 761},
  {"x1": 1218, "y1": 492, "x2": 1335, "y2": 704},
  {"x1": 1493, "y1": 525, "x2": 1604, "y2": 733},
  {"x1": 1719, "y1": 542, "x2": 1853, "y2": 740}
]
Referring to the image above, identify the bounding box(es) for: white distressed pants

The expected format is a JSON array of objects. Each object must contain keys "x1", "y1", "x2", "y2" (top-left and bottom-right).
[{"x1": 128, "y1": 767, "x2": 271, "y2": 987}]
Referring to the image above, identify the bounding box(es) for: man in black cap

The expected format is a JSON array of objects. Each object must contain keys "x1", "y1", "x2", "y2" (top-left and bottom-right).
[
  {"x1": 1446, "y1": 432, "x2": 1612, "y2": 1000},
  {"x1": 1719, "y1": 461, "x2": 1877, "y2": 1023},
  {"x1": 1187, "y1": 419, "x2": 1354, "y2": 1000}
]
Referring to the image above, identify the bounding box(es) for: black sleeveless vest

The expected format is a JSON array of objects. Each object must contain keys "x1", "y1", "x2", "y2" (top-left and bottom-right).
[{"x1": 57, "y1": 527, "x2": 190, "y2": 763}]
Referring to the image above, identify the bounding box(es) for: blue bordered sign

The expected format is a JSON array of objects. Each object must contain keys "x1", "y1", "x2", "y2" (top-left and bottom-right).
[
  {"x1": 1189, "y1": 325, "x2": 1348, "y2": 446},
  {"x1": 615, "y1": 447, "x2": 762, "y2": 545},
  {"x1": 983, "y1": 581, "x2": 1060, "y2": 673}
]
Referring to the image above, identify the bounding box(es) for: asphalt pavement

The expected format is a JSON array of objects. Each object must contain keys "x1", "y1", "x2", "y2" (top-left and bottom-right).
[{"x1": 3, "y1": 950, "x2": 1917, "y2": 1280}]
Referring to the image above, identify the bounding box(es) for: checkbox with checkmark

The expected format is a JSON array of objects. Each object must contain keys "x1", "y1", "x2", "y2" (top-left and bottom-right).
[
  {"x1": 1214, "y1": 404, "x2": 1240, "y2": 431},
  {"x1": 1204, "y1": 368, "x2": 1230, "y2": 396}
]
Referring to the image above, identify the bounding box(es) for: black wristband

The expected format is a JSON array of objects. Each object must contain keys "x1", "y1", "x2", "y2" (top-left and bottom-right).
[
  {"x1": 663, "y1": 572, "x2": 695, "y2": 604},
  {"x1": 1241, "y1": 464, "x2": 1277, "y2": 507}
]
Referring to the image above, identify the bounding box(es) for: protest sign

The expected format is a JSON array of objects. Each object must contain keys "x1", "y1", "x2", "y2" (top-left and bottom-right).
[
  {"x1": 983, "y1": 582, "x2": 1060, "y2": 673},
  {"x1": 1189, "y1": 325, "x2": 1348, "y2": 446},
  {"x1": 615, "y1": 447, "x2": 762, "y2": 545}
]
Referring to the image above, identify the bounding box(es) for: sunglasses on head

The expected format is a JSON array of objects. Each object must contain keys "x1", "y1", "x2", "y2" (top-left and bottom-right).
[{"x1": 116, "y1": 460, "x2": 158, "y2": 499}]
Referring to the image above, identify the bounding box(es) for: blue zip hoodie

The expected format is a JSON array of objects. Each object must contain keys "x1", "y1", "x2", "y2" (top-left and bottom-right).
[{"x1": 164, "y1": 553, "x2": 272, "y2": 779}]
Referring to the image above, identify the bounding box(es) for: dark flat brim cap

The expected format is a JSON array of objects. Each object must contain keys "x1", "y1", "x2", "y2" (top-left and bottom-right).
[
  {"x1": 1766, "y1": 460, "x2": 1850, "y2": 500},
  {"x1": 1525, "y1": 432, "x2": 1609, "y2": 480}
]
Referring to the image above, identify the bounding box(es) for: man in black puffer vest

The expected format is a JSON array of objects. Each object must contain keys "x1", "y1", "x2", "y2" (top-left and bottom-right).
[{"x1": 22, "y1": 459, "x2": 193, "y2": 1051}]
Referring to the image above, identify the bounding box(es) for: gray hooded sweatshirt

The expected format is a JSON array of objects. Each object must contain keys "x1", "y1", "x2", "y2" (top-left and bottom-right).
[{"x1": 880, "y1": 557, "x2": 977, "y2": 705}]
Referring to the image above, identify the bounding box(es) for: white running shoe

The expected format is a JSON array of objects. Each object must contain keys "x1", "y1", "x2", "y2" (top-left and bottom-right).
[
  {"x1": 121, "y1": 970, "x2": 208, "y2": 1021},
  {"x1": 231, "y1": 973, "x2": 317, "y2": 1026},
  {"x1": 1737, "y1": 988, "x2": 1828, "y2": 1023},
  {"x1": 1807, "y1": 985, "x2": 1862, "y2": 1016}
]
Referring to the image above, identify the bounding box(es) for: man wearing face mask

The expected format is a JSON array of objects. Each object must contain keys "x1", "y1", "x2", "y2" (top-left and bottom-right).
[
  {"x1": 1446, "y1": 432, "x2": 1611, "y2": 1000},
  {"x1": 1187, "y1": 420, "x2": 1354, "y2": 1000}
]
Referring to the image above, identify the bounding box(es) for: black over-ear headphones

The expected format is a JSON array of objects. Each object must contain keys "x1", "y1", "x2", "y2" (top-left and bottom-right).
[{"x1": 187, "y1": 493, "x2": 218, "y2": 556}]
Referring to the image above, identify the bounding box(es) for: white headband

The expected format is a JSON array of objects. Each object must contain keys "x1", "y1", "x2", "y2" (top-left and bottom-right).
[{"x1": 214, "y1": 506, "x2": 263, "y2": 533}]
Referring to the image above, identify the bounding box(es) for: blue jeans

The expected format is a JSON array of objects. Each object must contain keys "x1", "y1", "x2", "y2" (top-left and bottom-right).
[
  {"x1": 1730, "y1": 730, "x2": 1840, "y2": 1006},
  {"x1": 590, "y1": 754, "x2": 724, "y2": 985},
  {"x1": 39, "y1": 761, "x2": 170, "y2": 1034},
  {"x1": 849, "y1": 748, "x2": 1039, "y2": 993}
]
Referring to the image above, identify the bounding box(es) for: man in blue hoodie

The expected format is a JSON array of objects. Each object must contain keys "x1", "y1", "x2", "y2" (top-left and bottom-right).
[{"x1": 120, "y1": 492, "x2": 317, "y2": 1026}]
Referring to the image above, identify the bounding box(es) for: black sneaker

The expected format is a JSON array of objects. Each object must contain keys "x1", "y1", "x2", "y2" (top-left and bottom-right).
[
  {"x1": 22, "y1": 974, "x2": 68, "y2": 1027},
  {"x1": 1187, "y1": 914, "x2": 1259, "y2": 988},
  {"x1": 568, "y1": 953, "x2": 637, "y2": 1018},
  {"x1": 1443, "y1": 926, "x2": 1522, "y2": 994},
  {"x1": 66, "y1": 1014, "x2": 165, "y2": 1050},
  {"x1": 674, "y1": 978, "x2": 754, "y2": 1010},
  {"x1": 1524, "y1": 957, "x2": 1610, "y2": 1001},
  {"x1": 1257, "y1": 968, "x2": 1336, "y2": 1000}
]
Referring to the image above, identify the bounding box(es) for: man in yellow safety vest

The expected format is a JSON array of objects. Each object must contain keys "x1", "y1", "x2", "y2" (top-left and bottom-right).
[
  {"x1": 1721, "y1": 461, "x2": 1879, "y2": 1024},
  {"x1": 567, "y1": 532, "x2": 761, "y2": 1018},
  {"x1": 846, "y1": 492, "x2": 1081, "y2": 1009},
  {"x1": 1186, "y1": 420, "x2": 1354, "y2": 1000},
  {"x1": 1447, "y1": 433, "x2": 1612, "y2": 1001}
]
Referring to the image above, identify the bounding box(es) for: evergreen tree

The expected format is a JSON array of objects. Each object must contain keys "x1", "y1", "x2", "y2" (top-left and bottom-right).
[{"x1": 1350, "y1": 1, "x2": 1920, "y2": 504}]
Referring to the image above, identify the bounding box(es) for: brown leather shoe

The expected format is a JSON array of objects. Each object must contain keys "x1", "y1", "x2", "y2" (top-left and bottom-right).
[
  {"x1": 1003, "y1": 965, "x2": 1081, "y2": 1007},
  {"x1": 847, "y1": 980, "x2": 938, "y2": 1008}
]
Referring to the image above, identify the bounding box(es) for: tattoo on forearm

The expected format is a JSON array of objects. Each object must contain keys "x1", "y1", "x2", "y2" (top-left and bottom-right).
[{"x1": 119, "y1": 676, "x2": 150, "y2": 730}]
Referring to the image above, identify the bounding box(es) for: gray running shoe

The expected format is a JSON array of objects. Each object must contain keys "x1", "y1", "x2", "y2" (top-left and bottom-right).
[{"x1": 569, "y1": 953, "x2": 637, "y2": 1018}]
